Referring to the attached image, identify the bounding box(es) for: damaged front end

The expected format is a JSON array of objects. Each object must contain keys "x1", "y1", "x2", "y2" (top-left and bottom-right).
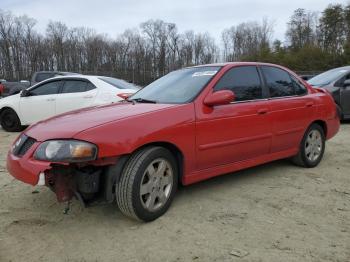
[
  {"x1": 45, "y1": 165, "x2": 102, "y2": 204},
  {"x1": 8, "y1": 134, "x2": 124, "y2": 211}
]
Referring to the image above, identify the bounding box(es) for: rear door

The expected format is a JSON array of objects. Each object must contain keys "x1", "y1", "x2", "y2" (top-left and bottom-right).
[
  {"x1": 260, "y1": 66, "x2": 315, "y2": 153},
  {"x1": 19, "y1": 80, "x2": 62, "y2": 124},
  {"x1": 55, "y1": 79, "x2": 98, "y2": 114}
]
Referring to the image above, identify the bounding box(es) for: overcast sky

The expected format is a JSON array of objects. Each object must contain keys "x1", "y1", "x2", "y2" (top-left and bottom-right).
[{"x1": 2, "y1": 0, "x2": 348, "y2": 43}]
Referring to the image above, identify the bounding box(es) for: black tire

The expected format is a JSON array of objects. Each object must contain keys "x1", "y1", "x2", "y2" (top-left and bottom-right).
[
  {"x1": 0, "y1": 108, "x2": 23, "y2": 132},
  {"x1": 292, "y1": 123, "x2": 325, "y2": 168},
  {"x1": 116, "y1": 146, "x2": 178, "y2": 222}
]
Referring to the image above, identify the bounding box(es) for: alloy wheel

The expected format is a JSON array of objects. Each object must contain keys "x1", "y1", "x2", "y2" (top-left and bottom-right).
[{"x1": 140, "y1": 158, "x2": 174, "y2": 212}]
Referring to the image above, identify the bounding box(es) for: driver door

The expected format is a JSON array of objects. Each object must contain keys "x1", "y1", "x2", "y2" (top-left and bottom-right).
[
  {"x1": 19, "y1": 80, "x2": 62, "y2": 125},
  {"x1": 195, "y1": 66, "x2": 272, "y2": 170}
]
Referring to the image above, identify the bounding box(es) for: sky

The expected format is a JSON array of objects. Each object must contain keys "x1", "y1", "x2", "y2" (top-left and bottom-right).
[{"x1": 1, "y1": 0, "x2": 349, "y2": 44}]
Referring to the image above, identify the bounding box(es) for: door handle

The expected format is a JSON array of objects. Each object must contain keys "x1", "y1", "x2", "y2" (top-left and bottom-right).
[
  {"x1": 305, "y1": 102, "x2": 314, "y2": 107},
  {"x1": 83, "y1": 95, "x2": 93, "y2": 99},
  {"x1": 46, "y1": 98, "x2": 55, "y2": 101},
  {"x1": 257, "y1": 108, "x2": 268, "y2": 115}
]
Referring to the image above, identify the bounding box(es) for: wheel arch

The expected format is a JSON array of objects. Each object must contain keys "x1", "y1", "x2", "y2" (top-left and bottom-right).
[
  {"x1": 0, "y1": 106, "x2": 15, "y2": 115},
  {"x1": 136, "y1": 141, "x2": 184, "y2": 182},
  {"x1": 103, "y1": 141, "x2": 185, "y2": 203},
  {"x1": 310, "y1": 119, "x2": 327, "y2": 137},
  {"x1": 0, "y1": 106, "x2": 20, "y2": 120}
]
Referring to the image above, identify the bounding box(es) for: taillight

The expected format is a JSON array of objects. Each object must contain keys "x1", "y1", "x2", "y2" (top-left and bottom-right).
[{"x1": 117, "y1": 93, "x2": 133, "y2": 100}]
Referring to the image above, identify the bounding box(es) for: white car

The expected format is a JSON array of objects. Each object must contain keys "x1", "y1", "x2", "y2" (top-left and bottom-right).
[{"x1": 0, "y1": 75, "x2": 139, "y2": 132}]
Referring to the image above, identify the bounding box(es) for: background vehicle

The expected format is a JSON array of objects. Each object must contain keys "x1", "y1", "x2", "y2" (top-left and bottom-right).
[
  {"x1": 0, "y1": 75, "x2": 139, "y2": 131},
  {"x1": 308, "y1": 66, "x2": 350, "y2": 120},
  {"x1": 6, "y1": 62, "x2": 340, "y2": 222},
  {"x1": 1, "y1": 71, "x2": 78, "y2": 97},
  {"x1": 299, "y1": 74, "x2": 317, "y2": 81},
  {"x1": 0, "y1": 79, "x2": 5, "y2": 97}
]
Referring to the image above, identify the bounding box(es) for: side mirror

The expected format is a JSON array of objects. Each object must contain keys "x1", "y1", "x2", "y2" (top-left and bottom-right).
[
  {"x1": 344, "y1": 79, "x2": 350, "y2": 87},
  {"x1": 204, "y1": 90, "x2": 235, "y2": 107},
  {"x1": 20, "y1": 89, "x2": 30, "y2": 97}
]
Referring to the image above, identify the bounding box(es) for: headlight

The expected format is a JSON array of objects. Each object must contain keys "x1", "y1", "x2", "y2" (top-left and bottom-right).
[{"x1": 34, "y1": 140, "x2": 98, "y2": 162}]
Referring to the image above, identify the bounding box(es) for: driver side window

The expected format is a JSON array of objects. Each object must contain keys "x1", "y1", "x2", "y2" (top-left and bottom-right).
[
  {"x1": 30, "y1": 81, "x2": 61, "y2": 96},
  {"x1": 213, "y1": 66, "x2": 263, "y2": 101}
]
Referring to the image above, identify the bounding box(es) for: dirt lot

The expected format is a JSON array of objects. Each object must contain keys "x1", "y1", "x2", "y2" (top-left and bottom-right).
[{"x1": 0, "y1": 124, "x2": 349, "y2": 262}]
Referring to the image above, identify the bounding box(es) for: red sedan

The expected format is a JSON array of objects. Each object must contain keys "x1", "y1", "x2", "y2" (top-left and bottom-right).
[{"x1": 6, "y1": 62, "x2": 340, "y2": 221}]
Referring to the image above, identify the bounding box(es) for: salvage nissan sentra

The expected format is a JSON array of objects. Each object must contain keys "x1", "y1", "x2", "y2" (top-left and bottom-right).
[{"x1": 7, "y1": 62, "x2": 340, "y2": 221}]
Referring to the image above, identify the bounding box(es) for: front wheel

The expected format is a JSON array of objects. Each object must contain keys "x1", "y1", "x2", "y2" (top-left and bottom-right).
[
  {"x1": 116, "y1": 146, "x2": 178, "y2": 222},
  {"x1": 0, "y1": 108, "x2": 23, "y2": 132},
  {"x1": 292, "y1": 123, "x2": 325, "y2": 168}
]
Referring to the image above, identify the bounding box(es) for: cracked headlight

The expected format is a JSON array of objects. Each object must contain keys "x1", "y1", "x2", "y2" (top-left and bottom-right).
[{"x1": 34, "y1": 140, "x2": 98, "y2": 162}]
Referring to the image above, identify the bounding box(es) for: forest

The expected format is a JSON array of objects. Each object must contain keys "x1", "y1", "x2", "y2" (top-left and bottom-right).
[{"x1": 1, "y1": 3, "x2": 350, "y2": 85}]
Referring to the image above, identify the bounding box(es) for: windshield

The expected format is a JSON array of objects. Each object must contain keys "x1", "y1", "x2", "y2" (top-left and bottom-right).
[
  {"x1": 308, "y1": 68, "x2": 349, "y2": 86},
  {"x1": 129, "y1": 66, "x2": 221, "y2": 104},
  {"x1": 99, "y1": 77, "x2": 139, "y2": 90}
]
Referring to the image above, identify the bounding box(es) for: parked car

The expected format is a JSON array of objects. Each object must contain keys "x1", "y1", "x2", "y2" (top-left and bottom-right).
[
  {"x1": 0, "y1": 79, "x2": 5, "y2": 97},
  {"x1": 1, "y1": 71, "x2": 79, "y2": 97},
  {"x1": 307, "y1": 66, "x2": 350, "y2": 120},
  {"x1": 6, "y1": 62, "x2": 340, "y2": 222},
  {"x1": 299, "y1": 74, "x2": 316, "y2": 81},
  {"x1": 0, "y1": 75, "x2": 139, "y2": 131},
  {"x1": 1, "y1": 80, "x2": 31, "y2": 97}
]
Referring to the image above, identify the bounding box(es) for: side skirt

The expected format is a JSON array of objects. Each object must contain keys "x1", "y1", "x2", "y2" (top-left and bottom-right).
[{"x1": 182, "y1": 148, "x2": 298, "y2": 185}]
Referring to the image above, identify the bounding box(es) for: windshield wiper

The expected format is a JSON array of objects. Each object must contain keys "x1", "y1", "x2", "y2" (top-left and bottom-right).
[{"x1": 128, "y1": 98, "x2": 157, "y2": 104}]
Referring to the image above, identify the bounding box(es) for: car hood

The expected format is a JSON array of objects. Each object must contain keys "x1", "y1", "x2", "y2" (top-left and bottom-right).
[
  {"x1": 0, "y1": 93, "x2": 20, "y2": 103},
  {"x1": 25, "y1": 102, "x2": 179, "y2": 141}
]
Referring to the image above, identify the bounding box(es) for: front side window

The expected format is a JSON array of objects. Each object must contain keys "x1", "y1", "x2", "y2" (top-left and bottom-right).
[
  {"x1": 30, "y1": 81, "x2": 61, "y2": 96},
  {"x1": 61, "y1": 80, "x2": 88, "y2": 93},
  {"x1": 213, "y1": 66, "x2": 262, "y2": 101},
  {"x1": 130, "y1": 66, "x2": 221, "y2": 104},
  {"x1": 261, "y1": 66, "x2": 295, "y2": 98}
]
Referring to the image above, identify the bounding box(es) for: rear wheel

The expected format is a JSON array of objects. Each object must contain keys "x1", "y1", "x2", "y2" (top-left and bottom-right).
[
  {"x1": 0, "y1": 108, "x2": 22, "y2": 132},
  {"x1": 292, "y1": 123, "x2": 325, "y2": 168},
  {"x1": 116, "y1": 146, "x2": 178, "y2": 222}
]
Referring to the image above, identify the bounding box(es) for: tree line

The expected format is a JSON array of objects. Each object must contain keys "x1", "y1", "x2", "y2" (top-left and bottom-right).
[{"x1": 1, "y1": 3, "x2": 350, "y2": 85}]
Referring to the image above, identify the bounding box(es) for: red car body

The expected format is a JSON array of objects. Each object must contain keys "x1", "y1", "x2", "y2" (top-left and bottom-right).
[
  {"x1": 0, "y1": 83, "x2": 4, "y2": 96},
  {"x1": 6, "y1": 62, "x2": 340, "y2": 218}
]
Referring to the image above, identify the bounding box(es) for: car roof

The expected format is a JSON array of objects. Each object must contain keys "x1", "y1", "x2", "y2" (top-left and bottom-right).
[
  {"x1": 36, "y1": 71, "x2": 79, "y2": 74},
  {"x1": 192, "y1": 62, "x2": 287, "y2": 68},
  {"x1": 325, "y1": 66, "x2": 350, "y2": 71}
]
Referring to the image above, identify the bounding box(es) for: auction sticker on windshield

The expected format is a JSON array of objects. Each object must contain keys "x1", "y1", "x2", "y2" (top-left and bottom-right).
[{"x1": 192, "y1": 71, "x2": 217, "y2": 77}]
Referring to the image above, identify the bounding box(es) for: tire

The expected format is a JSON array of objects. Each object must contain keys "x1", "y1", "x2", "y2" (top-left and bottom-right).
[
  {"x1": 0, "y1": 108, "x2": 23, "y2": 132},
  {"x1": 292, "y1": 123, "x2": 325, "y2": 168},
  {"x1": 116, "y1": 146, "x2": 178, "y2": 222}
]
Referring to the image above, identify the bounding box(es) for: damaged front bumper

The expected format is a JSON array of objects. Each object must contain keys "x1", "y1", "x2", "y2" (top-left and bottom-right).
[
  {"x1": 7, "y1": 134, "x2": 123, "y2": 205},
  {"x1": 7, "y1": 141, "x2": 52, "y2": 186}
]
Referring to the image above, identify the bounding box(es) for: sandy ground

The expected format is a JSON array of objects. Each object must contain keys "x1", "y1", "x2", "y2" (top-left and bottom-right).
[{"x1": 0, "y1": 124, "x2": 349, "y2": 262}]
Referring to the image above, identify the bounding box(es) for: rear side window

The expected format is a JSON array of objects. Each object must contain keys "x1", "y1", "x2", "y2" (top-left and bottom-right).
[
  {"x1": 291, "y1": 75, "x2": 308, "y2": 95},
  {"x1": 30, "y1": 81, "x2": 61, "y2": 96},
  {"x1": 214, "y1": 66, "x2": 262, "y2": 101},
  {"x1": 86, "y1": 82, "x2": 96, "y2": 91},
  {"x1": 61, "y1": 80, "x2": 88, "y2": 93},
  {"x1": 261, "y1": 66, "x2": 295, "y2": 97},
  {"x1": 99, "y1": 77, "x2": 138, "y2": 90}
]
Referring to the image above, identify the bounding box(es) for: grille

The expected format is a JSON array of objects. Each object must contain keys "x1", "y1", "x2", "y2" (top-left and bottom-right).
[{"x1": 13, "y1": 135, "x2": 36, "y2": 157}]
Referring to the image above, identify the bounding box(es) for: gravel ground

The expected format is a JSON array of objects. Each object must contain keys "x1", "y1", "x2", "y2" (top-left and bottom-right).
[{"x1": 0, "y1": 124, "x2": 349, "y2": 262}]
